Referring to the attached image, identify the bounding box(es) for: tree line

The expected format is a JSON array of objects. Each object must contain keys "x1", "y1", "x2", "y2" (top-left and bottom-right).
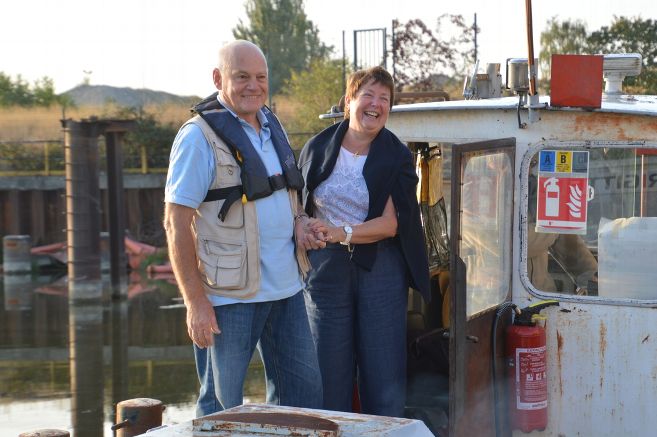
[
  {"x1": 2, "y1": 0, "x2": 656, "y2": 151},
  {"x1": 540, "y1": 16, "x2": 657, "y2": 94},
  {"x1": 0, "y1": 73, "x2": 71, "y2": 107}
]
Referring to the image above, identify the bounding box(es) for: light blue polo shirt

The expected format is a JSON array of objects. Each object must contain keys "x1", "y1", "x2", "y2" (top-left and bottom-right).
[{"x1": 164, "y1": 96, "x2": 303, "y2": 306}]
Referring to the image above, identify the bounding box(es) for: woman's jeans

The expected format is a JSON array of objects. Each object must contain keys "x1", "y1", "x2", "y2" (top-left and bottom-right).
[
  {"x1": 304, "y1": 241, "x2": 408, "y2": 417},
  {"x1": 194, "y1": 290, "x2": 323, "y2": 417}
]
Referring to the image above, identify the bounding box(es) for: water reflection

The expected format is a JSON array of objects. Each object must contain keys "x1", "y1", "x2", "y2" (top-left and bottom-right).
[
  {"x1": 0, "y1": 272, "x2": 265, "y2": 436},
  {"x1": 70, "y1": 302, "x2": 104, "y2": 436}
]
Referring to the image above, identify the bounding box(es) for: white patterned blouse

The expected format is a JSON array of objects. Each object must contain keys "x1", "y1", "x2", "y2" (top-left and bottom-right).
[{"x1": 313, "y1": 146, "x2": 369, "y2": 227}]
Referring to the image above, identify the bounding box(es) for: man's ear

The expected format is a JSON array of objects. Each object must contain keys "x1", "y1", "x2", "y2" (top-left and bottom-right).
[{"x1": 212, "y1": 68, "x2": 222, "y2": 90}]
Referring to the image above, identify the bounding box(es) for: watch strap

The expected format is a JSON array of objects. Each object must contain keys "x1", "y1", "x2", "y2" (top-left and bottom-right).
[{"x1": 342, "y1": 225, "x2": 353, "y2": 245}]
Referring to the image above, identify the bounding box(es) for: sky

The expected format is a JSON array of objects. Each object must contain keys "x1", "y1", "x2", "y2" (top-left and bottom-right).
[{"x1": 1, "y1": 0, "x2": 655, "y2": 98}]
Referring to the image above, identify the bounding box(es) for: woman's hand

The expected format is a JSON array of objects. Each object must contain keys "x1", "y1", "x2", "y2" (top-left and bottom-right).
[
  {"x1": 295, "y1": 217, "x2": 328, "y2": 250},
  {"x1": 322, "y1": 225, "x2": 346, "y2": 243},
  {"x1": 319, "y1": 196, "x2": 398, "y2": 246}
]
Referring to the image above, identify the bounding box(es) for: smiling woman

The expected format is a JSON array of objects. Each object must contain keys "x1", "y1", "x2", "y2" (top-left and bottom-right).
[
  {"x1": 298, "y1": 66, "x2": 430, "y2": 417},
  {"x1": 342, "y1": 80, "x2": 392, "y2": 155}
]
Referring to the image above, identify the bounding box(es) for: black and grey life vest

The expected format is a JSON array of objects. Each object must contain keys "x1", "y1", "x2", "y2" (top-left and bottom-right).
[{"x1": 193, "y1": 92, "x2": 304, "y2": 220}]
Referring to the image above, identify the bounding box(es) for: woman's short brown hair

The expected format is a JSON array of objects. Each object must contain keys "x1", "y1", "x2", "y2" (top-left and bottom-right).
[{"x1": 344, "y1": 66, "x2": 395, "y2": 119}]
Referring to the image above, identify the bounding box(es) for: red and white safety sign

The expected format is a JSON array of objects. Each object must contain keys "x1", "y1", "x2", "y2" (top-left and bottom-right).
[{"x1": 535, "y1": 150, "x2": 590, "y2": 234}]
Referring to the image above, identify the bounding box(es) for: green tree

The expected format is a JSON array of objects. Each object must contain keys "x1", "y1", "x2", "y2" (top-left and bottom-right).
[
  {"x1": 283, "y1": 58, "x2": 344, "y2": 149},
  {"x1": 0, "y1": 72, "x2": 68, "y2": 107},
  {"x1": 588, "y1": 16, "x2": 657, "y2": 94},
  {"x1": 108, "y1": 106, "x2": 178, "y2": 169},
  {"x1": 32, "y1": 77, "x2": 58, "y2": 107},
  {"x1": 0, "y1": 73, "x2": 33, "y2": 106},
  {"x1": 233, "y1": 0, "x2": 333, "y2": 96},
  {"x1": 539, "y1": 16, "x2": 657, "y2": 94},
  {"x1": 539, "y1": 17, "x2": 589, "y2": 83},
  {"x1": 125, "y1": 112, "x2": 177, "y2": 169},
  {"x1": 392, "y1": 15, "x2": 475, "y2": 92}
]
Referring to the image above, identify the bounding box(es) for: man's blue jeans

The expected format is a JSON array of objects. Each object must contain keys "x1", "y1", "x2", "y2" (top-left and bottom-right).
[
  {"x1": 304, "y1": 242, "x2": 408, "y2": 417},
  {"x1": 194, "y1": 290, "x2": 323, "y2": 417}
]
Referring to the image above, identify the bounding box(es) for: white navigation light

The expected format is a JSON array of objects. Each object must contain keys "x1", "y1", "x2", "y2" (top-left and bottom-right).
[{"x1": 603, "y1": 53, "x2": 642, "y2": 94}]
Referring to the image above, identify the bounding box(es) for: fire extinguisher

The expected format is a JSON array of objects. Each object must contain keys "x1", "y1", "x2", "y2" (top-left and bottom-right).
[{"x1": 506, "y1": 301, "x2": 559, "y2": 433}]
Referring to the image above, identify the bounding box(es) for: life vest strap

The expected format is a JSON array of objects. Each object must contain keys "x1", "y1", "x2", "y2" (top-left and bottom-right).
[
  {"x1": 268, "y1": 173, "x2": 287, "y2": 191},
  {"x1": 203, "y1": 185, "x2": 243, "y2": 222},
  {"x1": 203, "y1": 174, "x2": 287, "y2": 222}
]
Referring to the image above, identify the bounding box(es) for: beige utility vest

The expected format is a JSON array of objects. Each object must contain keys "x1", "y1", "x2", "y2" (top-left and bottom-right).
[{"x1": 188, "y1": 115, "x2": 305, "y2": 299}]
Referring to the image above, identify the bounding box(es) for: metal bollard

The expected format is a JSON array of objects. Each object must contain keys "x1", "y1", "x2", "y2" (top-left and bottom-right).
[
  {"x1": 3, "y1": 235, "x2": 32, "y2": 273},
  {"x1": 3, "y1": 273, "x2": 33, "y2": 310},
  {"x1": 18, "y1": 430, "x2": 70, "y2": 437},
  {"x1": 113, "y1": 398, "x2": 165, "y2": 437}
]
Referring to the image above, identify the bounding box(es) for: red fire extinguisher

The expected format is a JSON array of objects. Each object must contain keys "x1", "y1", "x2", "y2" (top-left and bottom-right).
[{"x1": 506, "y1": 301, "x2": 559, "y2": 433}]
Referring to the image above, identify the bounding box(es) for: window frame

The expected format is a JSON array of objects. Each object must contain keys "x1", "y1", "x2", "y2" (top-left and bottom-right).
[{"x1": 519, "y1": 140, "x2": 657, "y2": 307}]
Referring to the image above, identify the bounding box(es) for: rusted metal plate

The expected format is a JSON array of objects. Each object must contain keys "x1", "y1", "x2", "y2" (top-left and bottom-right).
[
  {"x1": 193, "y1": 411, "x2": 339, "y2": 436},
  {"x1": 18, "y1": 430, "x2": 70, "y2": 437},
  {"x1": 387, "y1": 106, "x2": 657, "y2": 145},
  {"x1": 143, "y1": 403, "x2": 433, "y2": 436},
  {"x1": 543, "y1": 304, "x2": 657, "y2": 436}
]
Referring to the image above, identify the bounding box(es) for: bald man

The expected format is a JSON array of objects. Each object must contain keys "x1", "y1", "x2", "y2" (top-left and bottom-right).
[{"x1": 164, "y1": 40, "x2": 322, "y2": 416}]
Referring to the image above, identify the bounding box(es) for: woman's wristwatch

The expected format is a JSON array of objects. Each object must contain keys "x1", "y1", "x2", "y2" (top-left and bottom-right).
[{"x1": 340, "y1": 225, "x2": 353, "y2": 245}]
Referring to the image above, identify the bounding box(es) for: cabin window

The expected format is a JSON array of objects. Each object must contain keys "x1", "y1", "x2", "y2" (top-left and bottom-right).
[
  {"x1": 461, "y1": 150, "x2": 514, "y2": 317},
  {"x1": 525, "y1": 145, "x2": 657, "y2": 300}
]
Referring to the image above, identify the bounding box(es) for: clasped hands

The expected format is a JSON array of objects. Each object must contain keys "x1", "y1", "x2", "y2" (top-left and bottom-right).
[{"x1": 295, "y1": 217, "x2": 341, "y2": 250}]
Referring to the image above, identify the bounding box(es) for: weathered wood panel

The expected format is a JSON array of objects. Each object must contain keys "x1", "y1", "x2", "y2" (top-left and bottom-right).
[{"x1": 0, "y1": 187, "x2": 165, "y2": 247}]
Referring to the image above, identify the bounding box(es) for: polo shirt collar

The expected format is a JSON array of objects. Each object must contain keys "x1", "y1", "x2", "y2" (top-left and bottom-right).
[{"x1": 216, "y1": 93, "x2": 269, "y2": 128}]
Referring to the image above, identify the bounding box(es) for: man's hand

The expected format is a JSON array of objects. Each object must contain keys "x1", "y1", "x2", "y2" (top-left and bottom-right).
[
  {"x1": 165, "y1": 202, "x2": 220, "y2": 348},
  {"x1": 186, "y1": 295, "x2": 221, "y2": 348},
  {"x1": 295, "y1": 217, "x2": 328, "y2": 250}
]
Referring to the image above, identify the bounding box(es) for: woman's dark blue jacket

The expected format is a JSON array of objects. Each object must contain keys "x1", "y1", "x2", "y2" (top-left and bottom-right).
[{"x1": 298, "y1": 120, "x2": 431, "y2": 302}]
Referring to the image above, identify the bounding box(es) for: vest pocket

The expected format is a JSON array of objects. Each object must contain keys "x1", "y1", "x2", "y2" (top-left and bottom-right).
[
  {"x1": 198, "y1": 236, "x2": 247, "y2": 290},
  {"x1": 216, "y1": 148, "x2": 241, "y2": 186}
]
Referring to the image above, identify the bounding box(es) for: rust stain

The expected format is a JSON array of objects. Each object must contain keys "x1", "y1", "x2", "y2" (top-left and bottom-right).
[
  {"x1": 599, "y1": 321, "x2": 607, "y2": 359},
  {"x1": 642, "y1": 335, "x2": 650, "y2": 344},
  {"x1": 557, "y1": 330, "x2": 564, "y2": 397},
  {"x1": 194, "y1": 412, "x2": 340, "y2": 436},
  {"x1": 599, "y1": 321, "x2": 607, "y2": 390},
  {"x1": 570, "y1": 112, "x2": 657, "y2": 141}
]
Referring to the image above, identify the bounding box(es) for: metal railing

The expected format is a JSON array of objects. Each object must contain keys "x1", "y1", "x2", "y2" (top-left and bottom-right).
[
  {"x1": 0, "y1": 133, "x2": 317, "y2": 177},
  {"x1": 0, "y1": 140, "x2": 168, "y2": 177}
]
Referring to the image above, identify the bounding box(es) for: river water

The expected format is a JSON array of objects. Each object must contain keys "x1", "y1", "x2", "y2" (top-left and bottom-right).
[{"x1": 0, "y1": 271, "x2": 265, "y2": 436}]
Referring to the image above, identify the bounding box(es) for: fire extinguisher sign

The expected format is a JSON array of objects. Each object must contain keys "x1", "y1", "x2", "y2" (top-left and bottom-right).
[{"x1": 536, "y1": 150, "x2": 590, "y2": 234}]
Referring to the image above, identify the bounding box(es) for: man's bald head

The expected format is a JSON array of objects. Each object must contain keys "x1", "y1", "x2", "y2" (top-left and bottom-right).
[{"x1": 218, "y1": 40, "x2": 267, "y2": 75}]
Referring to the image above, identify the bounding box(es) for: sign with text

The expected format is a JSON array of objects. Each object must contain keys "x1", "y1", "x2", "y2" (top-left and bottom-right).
[{"x1": 536, "y1": 150, "x2": 590, "y2": 234}]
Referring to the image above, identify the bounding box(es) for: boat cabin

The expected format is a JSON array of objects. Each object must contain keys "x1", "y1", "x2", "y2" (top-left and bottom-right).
[{"x1": 347, "y1": 53, "x2": 657, "y2": 436}]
